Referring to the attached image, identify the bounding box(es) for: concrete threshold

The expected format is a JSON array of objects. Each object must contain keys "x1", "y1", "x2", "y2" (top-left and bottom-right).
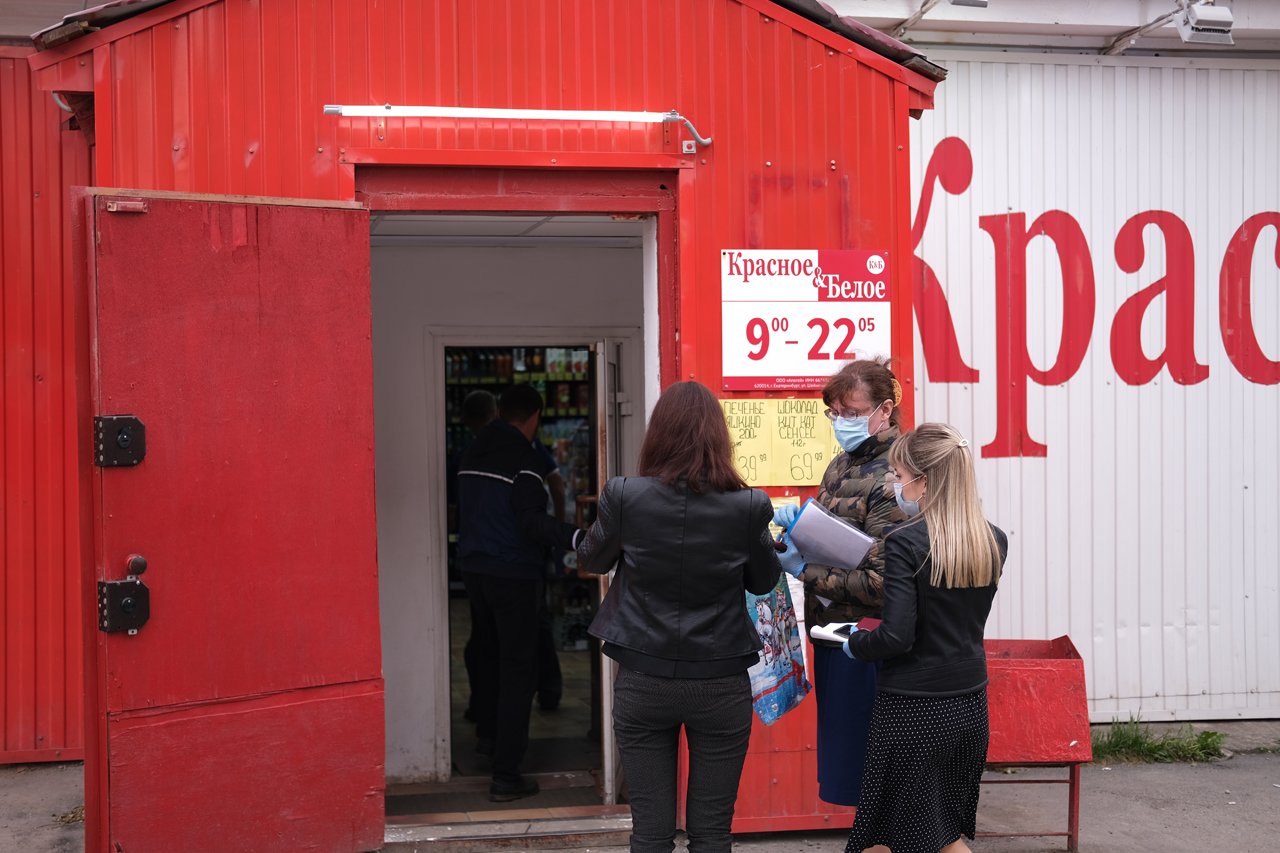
[{"x1": 382, "y1": 811, "x2": 632, "y2": 852}]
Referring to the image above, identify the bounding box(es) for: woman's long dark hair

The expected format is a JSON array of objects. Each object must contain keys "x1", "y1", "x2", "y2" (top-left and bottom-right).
[{"x1": 636, "y1": 381, "x2": 747, "y2": 494}]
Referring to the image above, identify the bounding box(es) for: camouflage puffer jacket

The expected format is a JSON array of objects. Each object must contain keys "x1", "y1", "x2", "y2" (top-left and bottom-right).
[{"x1": 801, "y1": 426, "x2": 905, "y2": 639}]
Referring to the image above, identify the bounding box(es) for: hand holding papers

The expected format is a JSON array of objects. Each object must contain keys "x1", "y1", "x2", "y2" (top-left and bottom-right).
[
  {"x1": 810, "y1": 617, "x2": 881, "y2": 644},
  {"x1": 785, "y1": 498, "x2": 875, "y2": 571}
]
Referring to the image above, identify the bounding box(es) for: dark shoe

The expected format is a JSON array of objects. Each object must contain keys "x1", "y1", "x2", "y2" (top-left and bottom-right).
[
  {"x1": 475, "y1": 737, "x2": 494, "y2": 757},
  {"x1": 489, "y1": 776, "x2": 540, "y2": 802}
]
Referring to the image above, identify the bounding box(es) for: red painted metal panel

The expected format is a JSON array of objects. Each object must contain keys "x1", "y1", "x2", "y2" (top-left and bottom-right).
[
  {"x1": 107, "y1": 681, "x2": 384, "y2": 853},
  {"x1": 0, "y1": 46, "x2": 90, "y2": 765},
  {"x1": 733, "y1": 692, "x2": 857, "y2": 832},
  {"x1": 83, "y1": 191, "x2": 383, "y2": 852}
]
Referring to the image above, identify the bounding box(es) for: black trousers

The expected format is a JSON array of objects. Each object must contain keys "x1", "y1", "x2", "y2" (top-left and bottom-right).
[
  {"x1": 463, "y1": 571, "x2": 542, "y2": 782},
  {"x1": 612, "y1": 667, "x2": 754, "y2": 853},
  {"x1": 465, "y1": 579, "x2": 561, "y2": 711},
  {"x1": 536, "y1": 602, "x2": 562, "y2": 705}
]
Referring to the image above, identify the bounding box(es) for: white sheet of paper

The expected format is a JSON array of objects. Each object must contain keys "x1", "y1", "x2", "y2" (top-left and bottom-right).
[
  {"x1": 788, "y1": 498, "x2": 875, "y2": 571},
  {"x1": 809, "y1": 622, "x2": 857, "y2": 644}
]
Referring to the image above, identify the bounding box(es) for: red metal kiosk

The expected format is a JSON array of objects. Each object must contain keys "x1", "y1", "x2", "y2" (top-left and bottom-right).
[{"x1": 2, "y1": 1, "x2": 948, "y2": 849}]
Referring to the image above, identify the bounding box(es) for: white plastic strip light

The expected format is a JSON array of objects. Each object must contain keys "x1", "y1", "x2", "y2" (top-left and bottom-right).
[{"x1": 322, "y1": 104, "x2": 712, "y2": 145}]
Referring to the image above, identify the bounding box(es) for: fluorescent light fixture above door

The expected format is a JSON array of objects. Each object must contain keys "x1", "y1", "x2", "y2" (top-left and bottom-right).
[{"x1": 322, "y1": 104, "x2": 713, "y2": 146}]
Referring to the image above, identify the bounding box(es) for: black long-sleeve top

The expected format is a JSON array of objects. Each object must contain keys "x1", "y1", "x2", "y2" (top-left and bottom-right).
[
  {"x1": 846, "y1": 518, "x2": 1008, "y2": 697},
  {"x1": 457, "y1": 419, "x2": 579, "y2": 578}
]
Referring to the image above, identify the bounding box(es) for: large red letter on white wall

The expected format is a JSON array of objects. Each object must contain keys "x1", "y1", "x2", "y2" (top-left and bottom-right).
[
  {"x1": 979, "y1": 211, "x2": 1096, "y2": 458},
  {"x1": 1110, "y1": 211, "x2": 1209, "y2": 386},
  {"x1": 1220, "y1": 212, "x2": 1280, "y2": 385}
]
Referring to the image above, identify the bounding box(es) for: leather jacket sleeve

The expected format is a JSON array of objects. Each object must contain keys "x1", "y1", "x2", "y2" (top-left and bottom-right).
[
  {"x1": 744, "y1": 490, "x2": 784, "y2": 595},
  {"x1": 576, "y1": 477, "x2": 622, "y2": 574},
  {"x1": 846, "y1": 526, "x2": 919, "y2": 661}
]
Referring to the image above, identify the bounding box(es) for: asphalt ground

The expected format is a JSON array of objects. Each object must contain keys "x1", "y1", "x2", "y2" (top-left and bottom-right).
[{"x1": 5, "y1": 722, "x2": 1279, "y2": 852}]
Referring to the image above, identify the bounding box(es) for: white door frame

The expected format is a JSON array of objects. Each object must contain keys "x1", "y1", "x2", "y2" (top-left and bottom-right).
[{"x1": 421, "y1": 325, "x2": 647, "y2": 785}]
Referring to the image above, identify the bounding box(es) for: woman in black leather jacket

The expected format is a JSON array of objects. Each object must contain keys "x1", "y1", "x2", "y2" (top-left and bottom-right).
[
  {"x1": 842, "y1": 423, "x2": 1008, "y2": 853},
  {"x1": 576, "y1": 381, "x2": 783, "y2": 853}
]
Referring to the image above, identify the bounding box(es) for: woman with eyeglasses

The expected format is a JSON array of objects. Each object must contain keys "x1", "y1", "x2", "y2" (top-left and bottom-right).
[
  {"x1": 772, "y1": 357, "x2": 907, "y2": 808},
  {"x1": 843, "y1": 423, "x2": 1008, "y2": 853}
]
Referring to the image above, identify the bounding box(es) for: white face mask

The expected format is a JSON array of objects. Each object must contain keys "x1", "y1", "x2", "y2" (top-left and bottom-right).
[
  {"x1": 830, "y1": 401, "x2": 891, "y2": 453},
  {"x1": 833, "y1": 415, "x2": 872, "y2": 452},
  {"x1": 894, "y1": 476, "x2": 923, "y2": 518}
]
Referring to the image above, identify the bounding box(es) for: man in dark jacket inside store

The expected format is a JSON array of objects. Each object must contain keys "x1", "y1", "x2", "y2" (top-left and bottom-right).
[{"x1": 458, "y1": 383, "x2": 583, "y2": 802}]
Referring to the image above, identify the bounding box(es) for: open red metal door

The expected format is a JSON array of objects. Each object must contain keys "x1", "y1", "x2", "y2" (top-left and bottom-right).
[{"x1": 77, "y1": 190, "x2": 384, "y2": 853}]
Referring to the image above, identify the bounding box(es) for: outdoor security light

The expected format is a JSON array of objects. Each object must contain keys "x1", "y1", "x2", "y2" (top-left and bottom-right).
[
  {"x1": 1175, "y1": 2, "x2": 1234, "y2": 46},
  {"x1": 1104, "y1": 0, "x2": 1236, "y2": 56}
]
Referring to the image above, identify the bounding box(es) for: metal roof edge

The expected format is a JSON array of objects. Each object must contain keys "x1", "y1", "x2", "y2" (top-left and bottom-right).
[
  {"x1": 27, "y1": 0, "x2": 208, "y2": 68},
  {"x1": 737, "y1": 0, "x2": 941, "y2": 100},
  {"x1": 768, "y1": 0, "x2": 947, "y2": 84}
]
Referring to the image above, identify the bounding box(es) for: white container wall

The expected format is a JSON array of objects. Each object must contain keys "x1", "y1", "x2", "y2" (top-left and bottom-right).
[{"x1": 910, "y1": 53, "x2": 1280, "y2": 721}]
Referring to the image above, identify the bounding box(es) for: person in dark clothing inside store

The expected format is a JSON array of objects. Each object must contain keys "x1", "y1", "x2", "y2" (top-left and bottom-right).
[
  {"x1": 576, "y1": 381, "x2": 784, "y2": 853},
  {"x1": 458, "y1": 383, "x2": 584, "y2": 802},
  {"x1": 453, "y1": 391, "x2": 565, "y2": 718}
]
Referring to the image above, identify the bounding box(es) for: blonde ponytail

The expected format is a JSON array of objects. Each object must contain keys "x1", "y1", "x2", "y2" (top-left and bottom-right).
[{"x1": 888, "y1": 423, "x2": 1002, "y2": 588}]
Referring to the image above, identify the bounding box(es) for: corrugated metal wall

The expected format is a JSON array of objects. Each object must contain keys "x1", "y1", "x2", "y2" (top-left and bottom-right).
[
  {"x1": 911, "y1": 53, "x2": 1280, "y2": 720},
  {"x1": 0, "y1": 46, "x2": 89, "y2": 763},
  {"x1": 37, "y1": 0, "x2": 923, "y2": 389}
]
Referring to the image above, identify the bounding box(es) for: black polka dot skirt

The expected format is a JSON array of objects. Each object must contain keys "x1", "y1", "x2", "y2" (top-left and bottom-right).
[{"x1": 845, "y1": 688, "x2": 989, "y2": 853}]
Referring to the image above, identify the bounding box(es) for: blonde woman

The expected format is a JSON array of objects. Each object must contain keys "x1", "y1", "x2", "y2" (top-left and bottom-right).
[{"x1": 842, "y1": 423, "x2": 1008, "y2": 853}]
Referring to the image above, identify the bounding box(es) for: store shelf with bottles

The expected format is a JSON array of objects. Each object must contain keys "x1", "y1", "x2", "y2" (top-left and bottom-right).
[
  {"x1": 444, "y1": 346, "x2": 593, "y2": 384},
  {"x1": 442, "y1": 343, "x2": 598, "y2": 597},
  {"x1": 444, "y1": 346, "x2": 596, "y2": 424},
  {"x1": 445, "y1": 372, "x2": 590, "y2": 385}
]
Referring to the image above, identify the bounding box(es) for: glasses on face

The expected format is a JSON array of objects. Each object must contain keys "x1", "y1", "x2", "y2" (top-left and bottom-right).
[
  {"x1": 823, "y1": 407, "x2": 872, "y2": 422},
  {"x1": 824, "y1": 400, "x2": 891, "y2": 422}
]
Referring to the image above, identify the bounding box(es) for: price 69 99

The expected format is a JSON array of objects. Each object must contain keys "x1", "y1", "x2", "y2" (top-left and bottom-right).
[{"x1": 745, "y1": 315, "x2": 876, "y2": 361}]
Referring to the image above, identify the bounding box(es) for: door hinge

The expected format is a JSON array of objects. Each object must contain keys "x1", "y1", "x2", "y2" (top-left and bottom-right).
[
  {"x1": 98, "y1": 579, "x2": 150, "y2": 634},
  {"x1": 94, "y1": 415, "x2": 146, "y2": 467},
  {"x1": 105, "y1": 198, "x2": 149, "y2": 214},
  {"x1": 614, "y1": 392, "x2": 634, "y2": 417}
]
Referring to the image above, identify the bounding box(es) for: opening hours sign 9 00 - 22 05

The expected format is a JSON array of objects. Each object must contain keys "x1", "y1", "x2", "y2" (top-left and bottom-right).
[{"x1": 720, "y1": 249, "x2": 892, "y2": 391}]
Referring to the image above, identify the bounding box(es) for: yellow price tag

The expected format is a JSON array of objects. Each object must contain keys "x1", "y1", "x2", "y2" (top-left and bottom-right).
[
  {"x1": 721, "y1": 399, "x2": 773, "y2": 487},
  {"x1": 721, "y1": 398, "x2": 837, "y2": 487}
]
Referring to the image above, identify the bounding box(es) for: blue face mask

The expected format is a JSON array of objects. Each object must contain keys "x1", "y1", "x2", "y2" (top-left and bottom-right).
[
  {"x1": 894, "y1": 480, "x2": 922, "y2": 518},
  {"x1": 833, "y1": 415, "x2": 872, "y2": 452}
]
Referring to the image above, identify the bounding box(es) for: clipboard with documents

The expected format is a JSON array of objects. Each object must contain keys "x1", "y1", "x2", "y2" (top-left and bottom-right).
[{"x1": 786, "y1": 498, "x2": 875, "y2": 571}]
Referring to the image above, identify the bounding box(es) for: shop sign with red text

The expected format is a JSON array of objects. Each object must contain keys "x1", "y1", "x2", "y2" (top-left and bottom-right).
[{"x1": 721, "y1": 249, "x2": 892, "y2": 391}]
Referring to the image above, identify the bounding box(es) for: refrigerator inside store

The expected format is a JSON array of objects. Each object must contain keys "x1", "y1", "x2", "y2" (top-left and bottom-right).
[{"x1": 444, "y1": 344, "x2": 600, "y2": 650}]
